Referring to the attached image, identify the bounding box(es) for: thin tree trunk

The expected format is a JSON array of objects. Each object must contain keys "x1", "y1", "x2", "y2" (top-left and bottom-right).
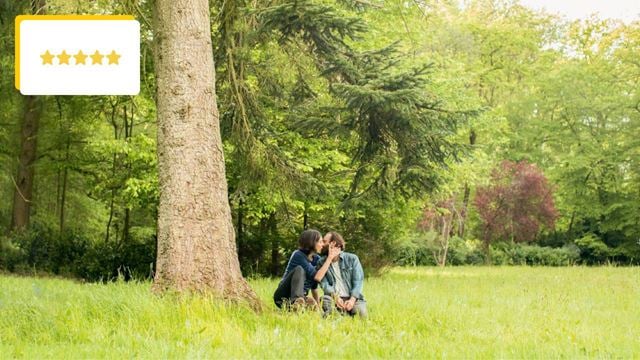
[
  {"x1": 152, "y1": 0, "x2": 259, "y2": 307},
  {"x1": 104, "y1": 98, "x2": 120, "y2": 242},
  {"x1": 59, "y1": 140, "x2": 69, "y2": 233},
  {"x1": 105, "y1": 177, "x2": 116, "y2": 242},
  {"x1": 269, "y1": 212, "x2": 279, "y2": 276},
  {"x1": 237, "y1": 198, "x2": 244, "y2": 253},
  {"x1": 11, "y1": 95, "x2": 42, "y2": 231},
  {"x1": 55, "y1": 166, "x2": 61, "y2": 215},
  {"x1": 439, "y1": 216, "x2": 452, "y2": 267},
  {"x1": 122, "y1": 208, "x2": 130, "y2": 243},
  {"x1": 55, "y1": 97, "x2": 63, "y2": 217},
  {"x1": 10, "y1": 0, "x2": 47, "y2": 232},
  {"x1": 458, "y1": 129, "x2": 476, "y2": 238},
  {"x1": 303, "y1": 203, "x2": 308, "y2": 230},
  {"x1": 121, "y1": 104, "x2": 132, "y2": 243},
  {"x1": 483, "y1": 239, "x2": 492, "y2": 265}
]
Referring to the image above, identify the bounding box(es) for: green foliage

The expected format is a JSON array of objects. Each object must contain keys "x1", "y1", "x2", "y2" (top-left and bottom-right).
[
  {"x1": 491, "y1": 243, "x2": 581, "y2": 266},
  {"x1": 76, "y1": 230, "x2": 155, "y2": 281},
  {"x1": 573, "y1": 233, "x2": 627, "y2": 264},
  {"x1": 0, "y1": 221, "x2": 156, "y2": 281},
  {"x1": 396, "y1": 236, "x2": 582, "y2": 266},
  {"x1": 0, "y1": 235, "x2": 23, "y2": 272}
]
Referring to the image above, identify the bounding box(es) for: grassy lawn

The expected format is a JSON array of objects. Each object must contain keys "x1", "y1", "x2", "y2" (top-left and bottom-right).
[{"x1": 1, "y1": 266, "x2": 638, "y2": 358}]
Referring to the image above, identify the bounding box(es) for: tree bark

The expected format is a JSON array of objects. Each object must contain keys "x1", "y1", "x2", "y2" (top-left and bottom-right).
[
  {"x1": 59, "y1": 139, "x2": 69, "y2": 233},
  {"x1": 457, "y1": 129, "x2": 476, "y2": 238},
  {"x1": 11, "y1": 95, "x2": 42, "y2": 231},
  {"x1": 483, "y1": 239, "x2": 492, "y2": 265},
  {"x1": 303, "y1": 203, "x2": 309, "y2": 230},
  {"x1": 11, "y1": 0, "x2": 47, "y2": 232},
  {"x1": 122, "y1": 104, "x2": 132, "y2": 243},
  {"x1": 152, "y1": 0, "x2": 259, "y2": 308},
  {"x1": 122, "y1": 207, "x2": 130, "y2": 243},
  {"x1": 269, "y1": 212, "x2": 279, "y2": 276},
  {"x1": 439, "y1": 214, "x2": 452, "y2": 267},
  {"x1": 105, "y1": 188, "x2": 115, "y2": 242},
  {"x1": 237, "y1": 198, "x2": 244, "y2": 253}
]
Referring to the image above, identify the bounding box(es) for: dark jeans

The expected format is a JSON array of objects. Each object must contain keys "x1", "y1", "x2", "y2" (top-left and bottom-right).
[
  {"x1": 322, "y1": 295, "x2": 367, "y2": 318},
  {"x1": 273, "y1": 265, "x2": 306, "y2": 308}
]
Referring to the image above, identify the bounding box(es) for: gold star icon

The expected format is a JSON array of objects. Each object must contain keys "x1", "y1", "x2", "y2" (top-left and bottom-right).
[
  {"x1": 40, "y1": 50, "x2": 54, "y2": 65},
  {"x1": 74, "y1": 50, "x2": 88, "y2": 65},
  {"x1": 90, "y1": 50, "x2": 103, "y2": 65},
  {"x1": 57, "y1": 50, "x2": 71, "y2": 65},
  {"x1": 106, "y1": 50, "x2": 121, "y2": 65}
]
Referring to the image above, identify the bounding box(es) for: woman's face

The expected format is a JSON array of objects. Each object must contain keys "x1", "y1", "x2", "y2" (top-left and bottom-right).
[{"x1": 314, "y1": 236, "x2": 323, "y2": 254}]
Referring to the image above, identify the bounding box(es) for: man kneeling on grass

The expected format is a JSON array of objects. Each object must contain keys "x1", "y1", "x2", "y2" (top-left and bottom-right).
[{"x1": 317, "y1": 231, "x2": 367, "y2": 318}]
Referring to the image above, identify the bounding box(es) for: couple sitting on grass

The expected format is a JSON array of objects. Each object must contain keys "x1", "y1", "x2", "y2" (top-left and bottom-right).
[{"x1": 273, "y1": 229, "x2": 367, "y2": 318}]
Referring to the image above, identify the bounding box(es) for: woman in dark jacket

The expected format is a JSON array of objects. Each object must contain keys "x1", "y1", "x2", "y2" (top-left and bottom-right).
[{"x1": 273, "y1": 229, "x2": 339, "y2": 310}]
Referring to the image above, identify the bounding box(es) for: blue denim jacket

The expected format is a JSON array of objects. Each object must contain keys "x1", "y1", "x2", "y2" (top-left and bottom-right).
[{"x1": 317, "y1": 252, "x2": 365, "y2": 300}]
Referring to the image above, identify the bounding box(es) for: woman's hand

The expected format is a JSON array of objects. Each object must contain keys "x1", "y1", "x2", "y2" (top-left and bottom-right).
[
  {"x1": 314, "y1": 244, "x2": 340, "y2": 282},
  {"x1": 328, "y1": 244, "x2": 341, "y2": 260}
]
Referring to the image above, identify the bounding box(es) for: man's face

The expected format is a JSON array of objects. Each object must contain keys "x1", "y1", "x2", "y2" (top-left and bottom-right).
[{"x1": 320, "y1": 233, "x2": 332, "y2": 255}]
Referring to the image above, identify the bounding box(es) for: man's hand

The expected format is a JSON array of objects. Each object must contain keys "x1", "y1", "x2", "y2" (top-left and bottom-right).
[
  {"x1": 328, "y1": 244, "x2": 341, "y2": 260},
  {"x1": 335, "y1": 296, "x2": 346, "y2": 310},
  {"x1": 344, "y1": 297, "x2": 357, "y2": 311}
]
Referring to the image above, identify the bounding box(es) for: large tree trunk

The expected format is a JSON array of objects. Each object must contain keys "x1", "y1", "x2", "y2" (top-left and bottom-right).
[{"x1": 152, "y1": 0, "x2": 259, "y2": 307}]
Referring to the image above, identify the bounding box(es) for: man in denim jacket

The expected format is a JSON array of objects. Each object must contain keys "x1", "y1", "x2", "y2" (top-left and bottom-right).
[{"x1": 317, "y1": 231, "x2": 367, "y2": 318}]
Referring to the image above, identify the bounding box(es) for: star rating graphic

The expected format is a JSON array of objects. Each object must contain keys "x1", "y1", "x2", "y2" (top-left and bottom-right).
[
  {"x1": 40, "y1": 50, "x2": 121, "y2": 65},
  {"x1": 18, "y1": 15, "x2": 139, "y2": 95}
]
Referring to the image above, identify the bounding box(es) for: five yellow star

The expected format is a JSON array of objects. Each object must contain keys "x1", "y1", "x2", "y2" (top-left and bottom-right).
[
  {"x1": 57, "y1": 50, "x2": 71, "y2": 65},
  {"x1": 74, "y1": 50, "x2": 88, "y2": 65},
  {"x1": 106, "y1": 50, "x2": 121, "y2": 65},
  {"x1": 40, "y1": 50, "x2": 54, "y2": 65},
  {"x1": 41, "y1": 49, "x2": 122, "y2": 66},
  {"x1": 90, "y1": 50, "x2": 103, "y2": 65}
]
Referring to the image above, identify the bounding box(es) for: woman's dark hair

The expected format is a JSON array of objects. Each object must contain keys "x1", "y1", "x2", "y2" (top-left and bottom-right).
[
  {"x1": 326, "y1": 231, "x2": 345, "y2": 250},
  {"x1": 298, "y1": 229, "x2": 322, "y2": 254}
]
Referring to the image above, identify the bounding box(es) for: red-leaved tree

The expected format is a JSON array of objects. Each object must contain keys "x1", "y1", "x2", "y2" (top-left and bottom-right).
[{"x1": 474, "y1": 160, "x2": 558, "y2": 261}]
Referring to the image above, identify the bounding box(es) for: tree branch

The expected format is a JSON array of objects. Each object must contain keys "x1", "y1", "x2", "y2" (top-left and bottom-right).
[
  {"x1": 11, "y1": 175, "x2": 32, "y2": 203},
  {"x1": 353, "y1": 0, "x2": 383, "y2": 8}
]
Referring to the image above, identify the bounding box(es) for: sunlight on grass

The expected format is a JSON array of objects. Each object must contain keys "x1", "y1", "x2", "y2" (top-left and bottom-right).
[
  {"x1": 389, "y1": 267, "x2": 481, "y2": 277},
  {"x1": 1, "y1": 266, "x2": 638, "y2": 358}
]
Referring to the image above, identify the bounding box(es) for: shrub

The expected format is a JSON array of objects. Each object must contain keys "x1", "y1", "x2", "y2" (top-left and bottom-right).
[
  {"x1": 74, "y1": 228, "x2": 156, "y2": 281},
  {"x1": 574, "y1": 233, "x2": 617, "y2": 264},
  {"x1": 0, "y1": 235, "x2": 24, "y2": 271},
  {"x1": 1, "y1": 222, "x2": 156, "y2": 281},
  {"x1": 395, "y1": 237, "x2": 580, "y2": 266}
]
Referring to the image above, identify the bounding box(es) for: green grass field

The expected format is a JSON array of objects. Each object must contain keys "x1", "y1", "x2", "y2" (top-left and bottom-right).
[{"x1": 1, "y1": 266, "x2": 638, "y2": 358}]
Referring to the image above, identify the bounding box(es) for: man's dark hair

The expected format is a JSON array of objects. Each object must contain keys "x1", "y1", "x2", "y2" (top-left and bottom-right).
[
  {"x1": 326, "y1": 231, "x2": 345, "y2": 250},
  {"x1": 298, "y1": 229, "x2": 321, "y2": 253}
]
